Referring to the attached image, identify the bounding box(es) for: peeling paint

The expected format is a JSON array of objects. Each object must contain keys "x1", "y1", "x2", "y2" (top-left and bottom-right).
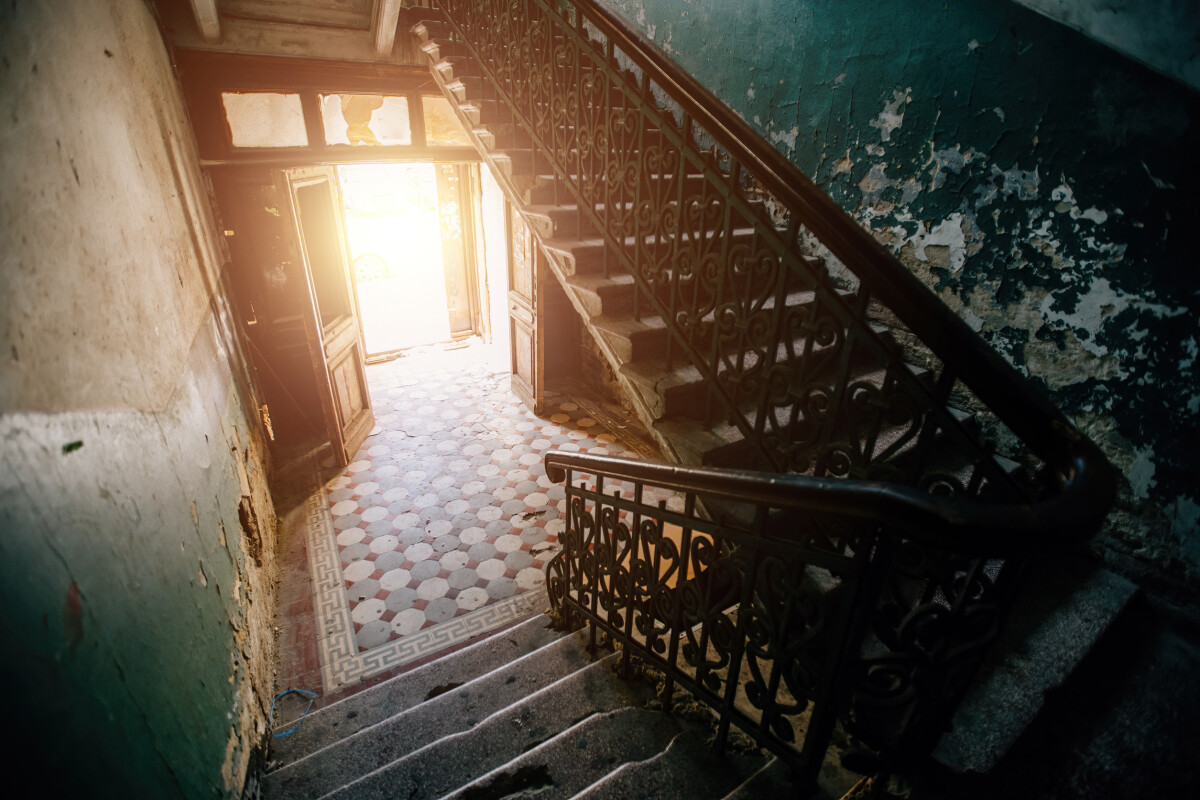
[
  {"x1": 609, "y1": 0, "x2": 1200, "y2": 571},
  {"x1": 869, "y1": 87, "x2": 911, "y2": 142},
  {"x1": 1040, "y1": 277, "x2": 1186, "y2": 357},
  {"x1": 1129, "y1": 446, "x2": 1158, "y2": 500}
]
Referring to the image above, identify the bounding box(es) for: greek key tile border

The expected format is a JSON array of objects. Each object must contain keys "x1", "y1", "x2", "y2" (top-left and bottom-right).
[{"x1": 304, "y1": 490, "x2": 550, "y2": 693}]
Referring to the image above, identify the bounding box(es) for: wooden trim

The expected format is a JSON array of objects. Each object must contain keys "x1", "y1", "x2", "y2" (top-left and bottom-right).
[
  {"x1": 174, "y1": 49, "x2": 476, "y2": 163},
  {"x1": 175, "y1": 49, "x2": 434, "y2": 94}
]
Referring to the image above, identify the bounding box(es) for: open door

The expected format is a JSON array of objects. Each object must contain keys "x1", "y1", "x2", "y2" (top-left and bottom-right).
[
  {"x1": 506, "y1": 203, "x2": 577, "y2": 414},
  {"x1": 507, "y1": 203, "x2": 543, "y2": 413},
  {"x1": 277, "y1": 166, "x2": 374, "y2": 466}
]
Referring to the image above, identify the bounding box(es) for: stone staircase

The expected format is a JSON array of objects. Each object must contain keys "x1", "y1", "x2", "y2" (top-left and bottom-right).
[
  {"x1": 261, "y1": 615, "x2": 858, "y2": 799},
  {"x1": 409, "y1": 15, "x2": 1034, "y2": 500}
]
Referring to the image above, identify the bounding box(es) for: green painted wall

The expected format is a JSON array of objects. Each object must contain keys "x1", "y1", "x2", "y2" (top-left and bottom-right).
[
  {"x1": 605, "y1": 0, "x2": 1199, "y2": 570},
  {"x1": 1, "y1": 0, "x2": 277, "y2": 794}
]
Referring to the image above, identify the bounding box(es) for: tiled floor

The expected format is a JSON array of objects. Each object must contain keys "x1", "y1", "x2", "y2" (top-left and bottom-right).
[{"x1": 285, "y1": 342, "x2": 662, "y2": 694}]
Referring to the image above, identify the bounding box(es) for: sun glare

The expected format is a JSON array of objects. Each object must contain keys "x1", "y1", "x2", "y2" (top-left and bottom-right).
[{"x1": 338, "y1": 164, "x2": 452, "y2": 355}]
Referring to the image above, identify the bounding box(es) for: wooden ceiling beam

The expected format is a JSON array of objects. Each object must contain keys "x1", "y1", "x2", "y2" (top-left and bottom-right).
[
  {"x1": 188, "y1": 0, "x2": 221, "y2": 42},
  {"x1": 372, "y1": 0, "x2": 403, "y2": 56}
]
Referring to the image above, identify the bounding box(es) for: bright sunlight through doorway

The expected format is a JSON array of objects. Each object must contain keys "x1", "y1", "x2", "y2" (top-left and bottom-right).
[{"x1": 338, "y1": 163, "x2": 459, "y2": 357}]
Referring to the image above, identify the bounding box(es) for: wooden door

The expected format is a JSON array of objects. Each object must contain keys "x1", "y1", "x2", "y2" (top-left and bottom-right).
[
  {"x1": 434, "y1": 162, "x2": 478, "y2": 339},
  {"x1": 507, "y1": 204, "x2": 543, "y2": 412},
  {"x1": 506, "y1": 203, "x2": 578, "y2": 414},
  {"x1": 277, "y1": 166, "x2": 374, "y2": 466}
]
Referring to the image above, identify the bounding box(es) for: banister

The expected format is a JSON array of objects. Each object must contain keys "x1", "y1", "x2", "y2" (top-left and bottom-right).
[{"x1": 545, "y1": 446, "x2": 1109, "y2": 556}]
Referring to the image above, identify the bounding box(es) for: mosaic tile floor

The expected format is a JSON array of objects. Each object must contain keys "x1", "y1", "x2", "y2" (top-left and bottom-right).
[{"x1": 305, "y1": 343, "x2": 661, "y2": 690}]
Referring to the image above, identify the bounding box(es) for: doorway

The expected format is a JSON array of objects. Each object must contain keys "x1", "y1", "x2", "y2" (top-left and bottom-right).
[{"x1": 337, "y1": 163, "x2": 481, "y2": 359}]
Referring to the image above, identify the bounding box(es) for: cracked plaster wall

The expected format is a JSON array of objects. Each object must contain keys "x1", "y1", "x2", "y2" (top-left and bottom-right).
[
  {"x1": 1, "y1": 0, "x2": 278, "y2": 793},
  {"x1": 607, "y1": 0, "x2": 1200, "y2": 573}
]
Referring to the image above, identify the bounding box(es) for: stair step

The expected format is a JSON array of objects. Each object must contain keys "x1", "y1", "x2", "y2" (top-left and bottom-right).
[
  {"x1": 411, "y1": 19, "x2": 450, "y2": 43},
  {"x1": 421, "y1": 38, "x2": 470, "y2": 62},
  {"x1": 321, "y1": 652, "x2": 659, "y2": 800},
  {"x1": 528, "y1": 171, "x2": 706, "y2": 205},
  {"x1": 699, "y1": 361, "x2": 935, "y2": 470},
  {"x1": 572, "y1": 726, "x2": 767, "y2": 799},
  {"x1": 266, "y1": 630, "x2": 594, "y2": 798},
  {"x1": 440, "y1": 707, "x2": 689, "y2": 800},
  {"x1": 564, "y1": 272, "x2": 637, "y2": 318},
  {"x1": 543, "y1": 227, "x2": 759, "y2": 276},
  {"x1": 931, "y1": 557, "x2": 1138, "y2": 776},
  {"x1": 620, "y1": 319, "x2": 890, "y2": 426},
  {"x1": 268, "y1": 614, "x2": 561, "y2": 764},
  {"x1": 592, "y1": 313, "x2": 668, "y2": 362}
]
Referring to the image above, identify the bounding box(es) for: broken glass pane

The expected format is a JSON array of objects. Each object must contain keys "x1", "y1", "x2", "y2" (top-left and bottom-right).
[
  {"x1": 221, "y1": 92, "x2": 308, "y2": 148},
  {"x1": 321, "y1": 94, "x2": 411, "y2": 146},
  {"x1": 422, "y1": 96, "x2": 472, "y2": 146}
]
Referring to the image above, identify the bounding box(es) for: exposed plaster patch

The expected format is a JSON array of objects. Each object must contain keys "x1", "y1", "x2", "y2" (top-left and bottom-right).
[
  {"x1": 967, "y1": 39, "x2": 981, "y2": 52},
  {"x1": 927, "y1": 145, "x2": 973, "y2": 191},
  {"x1": 900, "y1": 213, "x2": 968, "y2": 272},
  {"x1": 990, "y1": 163, "x2": 1041, "y2": 201},
  {"x1": 857, "y1": 162, "x2": 896, "y2": 204},
  {"x1": 865, "y1": 143, "x2": 885, "y2": 157},
  {"x1": 1128, "y1": 445, "x2": 1157, "y2": 500},
  {"x1": 832, "y1": 151, "x2": 854, "y2": 175},
  {"x1": 899, "y1": 177, "x2": 923, "y2": 204},
  {"x1": 1040, "y1": 277, "x2": 1186, "y2": 356},
  {"x1": 770, "y1": 125, "x2": 800, "y2": 152},
  {"x1": 869, "y1": 88, "x2": 911, "y2": 142},
  {"x1": 992, "y1": 107, "x2": 1006, "y2": 122}
]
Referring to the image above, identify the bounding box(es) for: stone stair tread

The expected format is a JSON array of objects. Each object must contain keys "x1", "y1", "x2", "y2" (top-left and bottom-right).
[
  {"x1": 932, "y1": 557, "x2": 1138, "y2": 775},
  {"x1": 570, "y1": 727, "x2": 767, "y2": 800},
  {"x1": 265, "y1": 629, "x2": 594, "y2": 799},
  {"x1": 438, "y1": 707, "x2": 688, "y2": 800},
  {"x1": 269, "y1": 614, "x2": 561, "y2": 763},
  {"x1": 321, "y1": 654, "x2": 660, "y2": 800}
]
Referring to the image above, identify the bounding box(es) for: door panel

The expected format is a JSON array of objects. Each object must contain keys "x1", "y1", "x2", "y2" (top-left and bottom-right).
[
  {"x1": 507, "y1": 203, "x2": 541, "y2": 412},
  {"x1": 434, "y1": 162, "x2": 477, "y2": 338},
  {"x1": 277, "y1": 165, "x2": 375, "y2": 466}
]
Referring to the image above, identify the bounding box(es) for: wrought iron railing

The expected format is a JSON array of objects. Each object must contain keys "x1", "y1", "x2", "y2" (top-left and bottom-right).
[
  {"x1": 421, "y1": 0, "x2": 1112, "y2": 502},
  {"x1": 542, "y1": 450, "x2": 1105, "y2": 791},
  {"x1": 411, "y1": 0, "x2": 1118, "y2": 790}
]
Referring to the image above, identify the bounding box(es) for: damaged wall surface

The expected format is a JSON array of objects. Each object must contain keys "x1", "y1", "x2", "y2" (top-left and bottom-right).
[
  {"x1": 606, "y1": 0, "x2": 1200, "y2": 571},
  {"x1": 1, "y1": 0, "x2": 277, "y2": 794}
]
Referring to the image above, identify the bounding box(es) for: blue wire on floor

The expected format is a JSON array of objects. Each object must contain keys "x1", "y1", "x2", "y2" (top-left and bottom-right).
[{"x1": 270, "y1": 688, "x2": 318, "y2": 737}]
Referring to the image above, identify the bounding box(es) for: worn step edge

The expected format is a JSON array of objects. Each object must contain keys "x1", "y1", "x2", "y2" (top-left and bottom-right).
[
  {"x1": 321, "y1": 653, "x2": 657, "y2": 800},
  {"x1": 569, "y1": 726, "x2": 766, "y2": 800},
  {"x1": 436, "y1": 706, "x2": 688, "y2": 800},
  {"x1": 266, "y1": 629, "x2": 595, "y2": 798},
  {"x1": 268, "y1": 614, "x2": 562, "y2": 763}
]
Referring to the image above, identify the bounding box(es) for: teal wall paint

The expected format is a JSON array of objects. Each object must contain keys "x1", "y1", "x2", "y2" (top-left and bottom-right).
[
  {"x1": 1, "y1": 0, "x2": 278, "y2": 793},
  {"x1": 605, "y1": 0, "x2": 1200, "y2": 569}
]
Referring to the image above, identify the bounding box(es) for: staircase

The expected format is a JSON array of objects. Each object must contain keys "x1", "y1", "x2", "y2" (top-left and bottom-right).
[
  {"x1": 261, "y1": 0, "x2": 1122, "y2": 796},
  {"x1": 262, "y1": 614, "x2": 857, "y2": 799}
]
